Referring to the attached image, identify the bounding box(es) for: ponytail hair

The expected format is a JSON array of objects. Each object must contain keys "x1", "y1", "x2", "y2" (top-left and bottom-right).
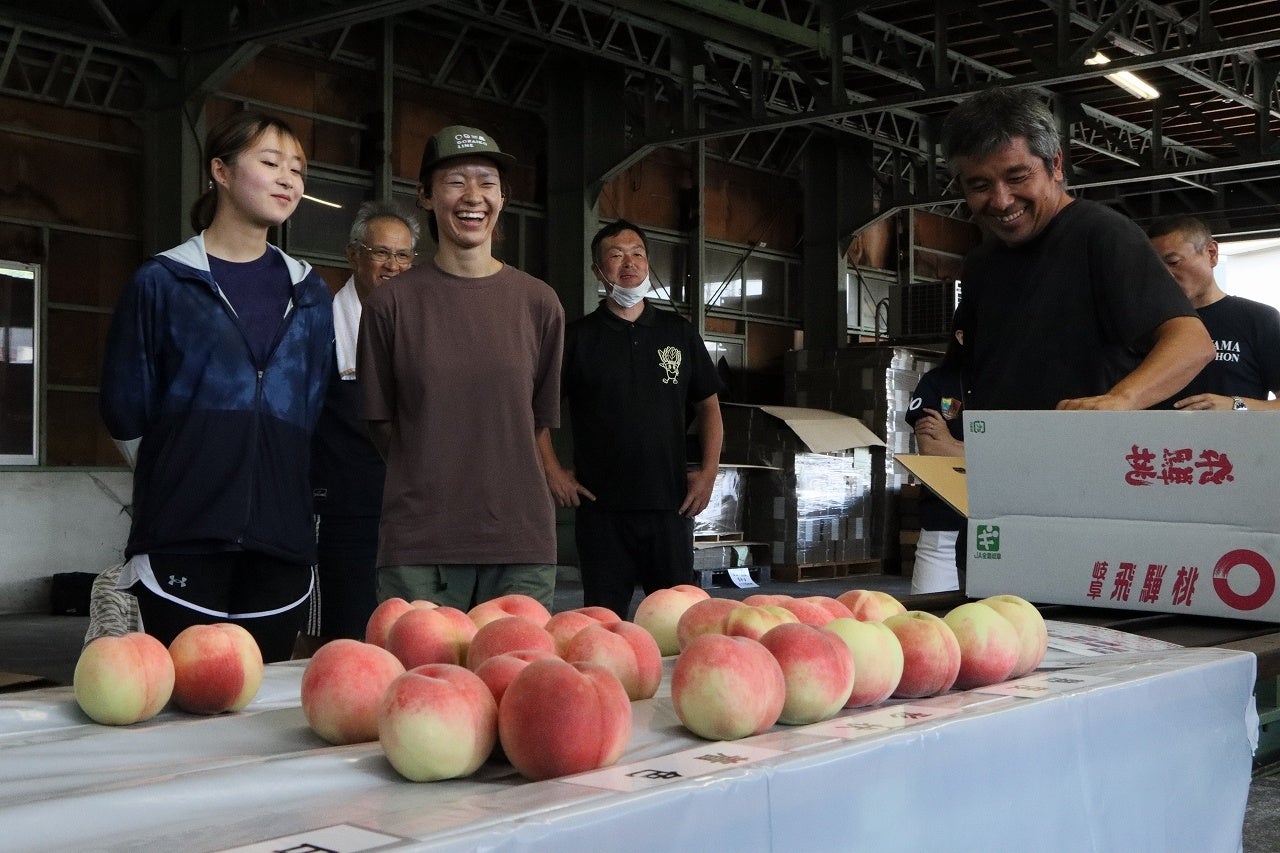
[{"x1": 189, "y1": 110, "x2": 306, "y2": 233}]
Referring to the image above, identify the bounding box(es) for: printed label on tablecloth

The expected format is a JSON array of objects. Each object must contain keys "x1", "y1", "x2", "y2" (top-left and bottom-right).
[
  {"x1": 808, "y1": 703, "x2": 962, "y2": 740},
  {"x1": 972, "y1": 671, "x2": 1110, "y2": 698},
  {"x1": 566, "y1": 742, "x2": 785, "y2": 793},
  {"x1": 218, "y1": 823, "x2": 404, "y2": 852}
]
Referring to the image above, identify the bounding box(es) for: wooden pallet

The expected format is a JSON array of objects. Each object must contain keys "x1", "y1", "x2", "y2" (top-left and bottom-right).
[
  {"x1": 771, "y1": 559, "x2": 881, "y2": 583},
  {"x1": 693, "y1": 531, "x2": 746, "y2": 543}
]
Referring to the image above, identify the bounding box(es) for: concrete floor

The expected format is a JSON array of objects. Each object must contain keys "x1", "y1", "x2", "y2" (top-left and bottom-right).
[{"x1": 2, "y1": 569, "x2": 1275, "y2": 851}]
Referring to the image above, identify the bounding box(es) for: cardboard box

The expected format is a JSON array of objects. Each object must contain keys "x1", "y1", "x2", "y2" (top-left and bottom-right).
[
  {"x1": 957, "y1": 410, "x2": 1280, "y2": 622},
  {"x1": 722, "y1": 404, "x2": 883, "y2": 568}
]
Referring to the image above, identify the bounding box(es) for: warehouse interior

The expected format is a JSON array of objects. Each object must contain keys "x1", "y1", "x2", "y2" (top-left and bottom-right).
[{"x1": 2, "y1": 1, "x2": 1280, "y2": 848}]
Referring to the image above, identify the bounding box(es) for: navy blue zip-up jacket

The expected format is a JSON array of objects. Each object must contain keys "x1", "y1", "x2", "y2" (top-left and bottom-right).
[{"x1": 100, "y1": 235, "x2": 335, "y2": 565}]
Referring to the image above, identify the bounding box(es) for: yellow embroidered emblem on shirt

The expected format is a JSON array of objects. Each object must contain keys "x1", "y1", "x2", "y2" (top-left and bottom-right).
[{"x1": 658, "y1": 346, "x2": 682, "y2": 383}]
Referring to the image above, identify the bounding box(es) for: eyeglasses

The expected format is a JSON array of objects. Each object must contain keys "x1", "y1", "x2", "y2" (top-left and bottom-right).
[{"x1": 357, "y1": 242, "x2": 416, "y2": 265}]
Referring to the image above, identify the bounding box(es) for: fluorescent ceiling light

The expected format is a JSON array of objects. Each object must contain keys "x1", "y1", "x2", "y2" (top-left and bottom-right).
[
  {"x1": 1086, "y1": 52, "x2": 1159, "y2": 100},
  {"x1": 302, "y1": 193, "x2": 343, "y2": 209}
]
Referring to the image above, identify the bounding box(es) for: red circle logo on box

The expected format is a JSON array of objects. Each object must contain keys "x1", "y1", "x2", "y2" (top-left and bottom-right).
[{"x1": 1212, "y1": 549, "x2": 1275, "y2": 611}]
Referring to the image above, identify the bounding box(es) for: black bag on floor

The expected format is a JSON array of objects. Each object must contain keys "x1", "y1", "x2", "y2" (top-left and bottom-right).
[{"x1": 49, "y1": 572, "x2": 96, "y2": 616}]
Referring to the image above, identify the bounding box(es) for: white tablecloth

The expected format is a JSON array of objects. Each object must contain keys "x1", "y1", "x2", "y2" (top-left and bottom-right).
[{"x1": 0, "y1": 646, "x2": 1256, "y2": 853}]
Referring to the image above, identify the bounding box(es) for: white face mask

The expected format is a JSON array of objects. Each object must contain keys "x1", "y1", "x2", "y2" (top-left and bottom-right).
[{"x1": 607, "y1": 276, "x2": 651, "y2": 309}]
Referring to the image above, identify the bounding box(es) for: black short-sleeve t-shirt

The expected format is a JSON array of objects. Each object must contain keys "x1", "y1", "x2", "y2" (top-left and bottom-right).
[
  {"x1": 563, "y1": 301, "x2": 724, "y2": 511},
  {"x1": 957, "y1": 199, "x2": 1196, "y2": 410},
  {"x1": 1177, "y1": 295, "x2": 1280, "y2": 399}
]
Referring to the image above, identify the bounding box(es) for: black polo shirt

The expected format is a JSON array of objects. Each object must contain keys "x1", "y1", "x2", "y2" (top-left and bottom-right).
[{"x1": 563, "y1": 301, "x2": 723, "y2": 511}]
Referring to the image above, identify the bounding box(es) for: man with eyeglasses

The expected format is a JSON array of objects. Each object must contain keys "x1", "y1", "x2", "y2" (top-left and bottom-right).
[
  {"x1": 941, "y1": 87, "x2": 1213, "y2": 412},
  {"x1": 306, "y1": 200, "x2": 419, "y2": 647},
  {"x1": 358, "y1": 126, "x2": 564, "y2": 614}
]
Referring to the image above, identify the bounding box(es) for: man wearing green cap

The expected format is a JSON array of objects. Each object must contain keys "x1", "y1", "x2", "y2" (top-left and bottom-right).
[{"x1": 357, "y1": 125, "x2": 564, "y2": 611}]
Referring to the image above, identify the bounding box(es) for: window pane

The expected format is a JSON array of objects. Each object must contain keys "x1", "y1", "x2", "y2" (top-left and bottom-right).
[
  {"x1": 285, "y1": 178, "x2": 371, "y2": 260},
  {"x1": 743, "y1": 255, "x2": 784, "y2": 316},
  {"x1": 0, "y1": 262, "x2": 39, "y2": 463},
  {"x1": 647, "y1": 239, "x2": 686, "y2": 307},
  {"x1": 704, "y1": 247, "x2": 743, "y2": 310}
]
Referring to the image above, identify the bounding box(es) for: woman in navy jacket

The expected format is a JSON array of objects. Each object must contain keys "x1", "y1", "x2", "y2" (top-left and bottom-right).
[{"x1": 100, "y1": 111, "x2": 334, "y2": 662}]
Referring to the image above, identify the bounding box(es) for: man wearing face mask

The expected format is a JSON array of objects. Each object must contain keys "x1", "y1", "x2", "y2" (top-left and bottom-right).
[{"x1": 538, "y1": 219, "x2": 724, "y2": 618}]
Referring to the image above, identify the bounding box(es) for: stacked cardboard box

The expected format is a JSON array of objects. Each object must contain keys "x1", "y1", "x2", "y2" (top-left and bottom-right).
[
  {"x1": 720, "y1": 404, "x2": 880, "y2": 579},
  {"x1": 783, "y1": 345, "x2": 940, "y2": 572},
  {"x1": 692, "y1": 465, "x2": 746, "y2": 540}
]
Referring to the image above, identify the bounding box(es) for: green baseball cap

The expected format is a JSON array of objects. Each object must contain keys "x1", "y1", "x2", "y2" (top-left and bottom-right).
[{"x1": 418, "y1": 125, "x2": 517, "y2": 183}]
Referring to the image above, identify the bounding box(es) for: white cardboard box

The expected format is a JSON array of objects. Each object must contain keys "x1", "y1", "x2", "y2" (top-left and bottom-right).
[{"x1": 961, "y1": 410, "x2": 1280, "y2": 622}]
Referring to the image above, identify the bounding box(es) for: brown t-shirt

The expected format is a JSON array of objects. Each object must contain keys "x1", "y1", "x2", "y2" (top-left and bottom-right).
[{"x1": 358, "y1": 260, "x2": 564, "y2": 566}]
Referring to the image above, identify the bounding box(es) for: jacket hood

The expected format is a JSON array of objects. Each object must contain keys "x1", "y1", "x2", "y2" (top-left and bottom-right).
[{"x1": 158, "y1": 233, "x2": 315, "y2": 287}]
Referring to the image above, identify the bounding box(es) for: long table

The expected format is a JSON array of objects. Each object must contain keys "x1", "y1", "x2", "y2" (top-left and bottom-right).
[{"x1": 0, "y1": 642, "x2": 1256, "y2": 852}]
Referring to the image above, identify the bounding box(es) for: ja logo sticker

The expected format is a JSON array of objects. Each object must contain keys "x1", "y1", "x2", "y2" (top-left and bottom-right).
[{"x1": 974, "y1": 524, "x2": 1001, "y2": 560}]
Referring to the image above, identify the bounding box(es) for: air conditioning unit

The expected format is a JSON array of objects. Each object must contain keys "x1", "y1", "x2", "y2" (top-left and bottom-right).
[{"x1": 888, "y1": 279, "x2": 960, "y2": 340}]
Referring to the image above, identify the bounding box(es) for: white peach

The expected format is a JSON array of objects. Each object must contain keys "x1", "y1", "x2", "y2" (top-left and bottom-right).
[
  {"x1": 365, "y1": 597, "x2": 436, "y2": 649},
  {"x1": 981, "y1": 594, "x2": 1048, "y2": 677},
  {"x1": 73, "y1": 632, "x2": 175, "y2": 725},
  {"x1": 836, "y1": 589, "x2": 907, "y2": 622},
  {"x1": 168, "y1": 623, "x2": 263, "y2": 714},
  {"x1": 671, "y1": 633, "x2": 785, "y2": 740},
  {"x1": 824, "y1": 617, "x2": 904, "y2": 707},
  {"x1": 301, "y1": 639, "x2": 406, "y2": 744},
  {"x1": 634, "y1": 585, "x2": 711, "y2": 656},
  {"x1": 562, "y1": 621, "x2": 663, "y2": 701},
  {"x1": 465, "y1": 616, "x2": 556, "y2": 671},
  {"x1": 759, "y1": 622, "x2": 855, "y2": 725},
  {"x1": 675, "y1": 597, "x2": 745, "y2": 651},
  {"x1": 944, "y1": 602, "x2": 1021, "y2": 690},
  {"x1": 883, "y1": 611, "x2": 961, "y2": 699},
  {"x1": 498, "y1": 658, "x2": 632, "y2": 781},
  {"x1": 378, "y1": 663, "x2": 498, "y2": 782},
  {"x1": 467, "y1": 594, "x2": 552, "y2": 630},
  {"x1": 722, "y1": 604, "x2": 799, "y2": 642},
  {"x1": 386, "y1": 606, "x2": 477, "y2": 669}
]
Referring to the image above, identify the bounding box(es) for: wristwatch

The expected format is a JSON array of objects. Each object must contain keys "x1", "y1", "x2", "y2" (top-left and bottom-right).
[{"x1": 1232, "y1": 396, "x2": 1248, "y2": 410}]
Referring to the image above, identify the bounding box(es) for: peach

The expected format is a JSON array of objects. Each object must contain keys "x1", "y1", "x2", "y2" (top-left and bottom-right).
[
  {"x1": 944, "y1": 602, "x2": 1022, "y2": 690},
  {"x1": 366, "y1": 597, "x2": 435, "y2": 649},
  {"x1": 544, "y1": 610, "x2": 606, "y2": 657},
  {"x1": 574, "y1": 605, "x2": 623, "y2": 624},
  {"x1": 675, "y1": 597, "x2": 745, "y2": 652},
  {"x1": 386, "y1": 606, "x2": 477, "y2": 669},
  {"x1": 824, "y1": 617, "x2": 904, "y2": 707},
  {"x1": 982, "y1": 594, "x2": 1049, "y2": 677},
  {"x1": 498, "y1": 658, "x2": 632, "y2": 781},
  {"x1": 301, "y1": 639, "x2": 405, "y2": 744},
  {"x1": 378, "y1": 663, "x2": 498, "y2": 782},
  {"x1": 759, "y1": 623, "x2": 855, "y2": 725},
  {"x1": 633, "y1": 584, "x2": 711, "y2": 655},
  {"x1": 472, "y1": 649, "x2": 559, "y2": 707},
  {"x1": 837, "y1": 589, "x2": 907, "y2": 622},
  {"x1": 467, "y1": 594, "x2": 552, "y2": 630},
  {"x1": 742, "y1": 593, "x2": 792, "y2": 607},
  {"x1": 802, "y1": 596, "x2": 855, "y2": 622},
  {"x1": 465, "y1": 616, "x2": 556, "y2": 671},
  {"x1": 168, "y1": 622, "x2": 263, "y2": 714},
  {"x1": 884, "y1": 611, "x2": 962, "y2": 699},
  {"x1": 777, "y1": 597, "x2": 841, "y2": 626},
  {"x1": 743, "y1": 593, "x2": 833, "y2": 625},
  {"x1": 73, "y1": 632, "x2": 175, "y2": 725},
  {"x1": 562, "y1": 621, "x2": 663, "y2": 701},
  {"x1": 722, "y1": 604, "x2": 798, "y2": 642},
  {"x1": 671, "y1": 633, "x2": 786, "y2": 740}
]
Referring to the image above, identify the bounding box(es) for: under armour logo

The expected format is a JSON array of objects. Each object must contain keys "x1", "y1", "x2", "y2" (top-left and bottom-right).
[{"x1": 168, "y1": 575, "x2": 188, "y2": 588}]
